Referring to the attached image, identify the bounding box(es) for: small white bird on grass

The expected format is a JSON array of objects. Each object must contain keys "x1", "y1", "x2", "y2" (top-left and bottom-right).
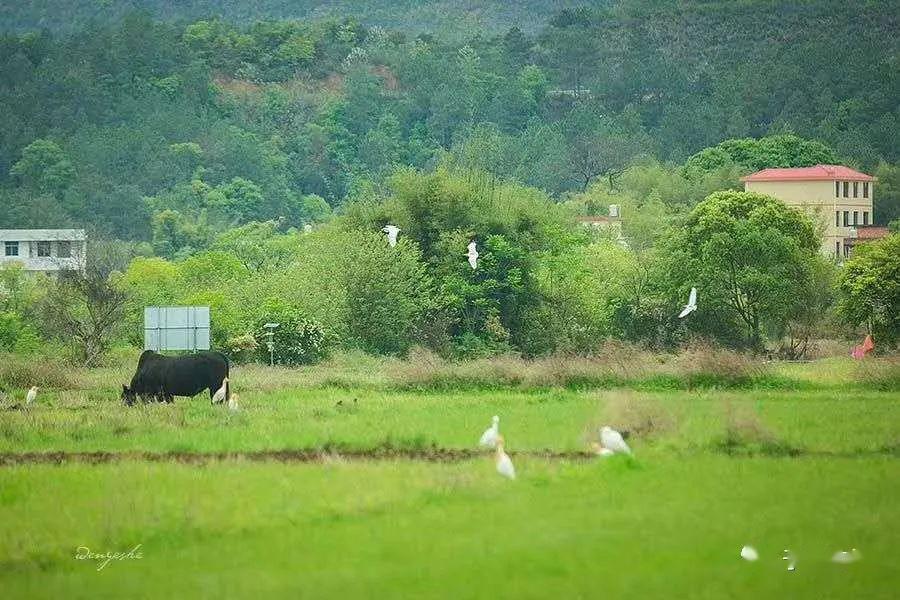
[
  {"x1": 212, "y1": 378, "x2": 228, "y2": 404},
  {"x1": 782, "y1": 549, "x2": 797, "y2": 571},
  {"x1": 25, "y1": 386, "x2": 38, "y2": 406},
  {"x1": 831, "y1": 548, "x2": 861, "y2": 564},
  {"x1": 495, "y1": 435, "x2": 516, "y2": 480},
  {"x1": 479, "y1": 415, "x2": 500, "y2": 448},
  {"x1": 678, "y1": 287, "x2": 697, "y2": 318},
  {"x1": 466, "y1": 241, "x2": 479, "y2": 270},
  {"x1": 740, "y1": 545, "x2": 759, "y2": 561},
  {"x1": 600, "y1": 426, "x2": 632, "y2": 455},
  {"x1": 382, "y1": 225, "x2": 400, "y2": 247},
  {"x1": 228, "y1": 393, "x2": 240, "y2": 412}
]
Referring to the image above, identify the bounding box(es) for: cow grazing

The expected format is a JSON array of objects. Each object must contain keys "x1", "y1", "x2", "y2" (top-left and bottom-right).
[{"x1": 122, "y1": 350, "x2": 229, "y2": 405}]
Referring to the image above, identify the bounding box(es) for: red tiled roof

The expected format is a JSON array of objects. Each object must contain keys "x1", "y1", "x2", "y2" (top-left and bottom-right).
[
  {"x1": 855, "y1": 226, "x2": 890, "y2": 240},
  {"x1": 741, "y1": 165, "x2": 874, "y2": 182}
]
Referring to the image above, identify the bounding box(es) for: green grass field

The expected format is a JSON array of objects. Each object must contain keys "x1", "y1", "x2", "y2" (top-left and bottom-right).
[{"x1": 0, "y1": 356, "x2": 898, "y2": 599}]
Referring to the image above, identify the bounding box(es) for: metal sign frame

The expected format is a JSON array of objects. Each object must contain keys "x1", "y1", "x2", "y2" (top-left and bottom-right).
[{"x1": 144, "y1": 306, "x2": 210, "y2": 351}]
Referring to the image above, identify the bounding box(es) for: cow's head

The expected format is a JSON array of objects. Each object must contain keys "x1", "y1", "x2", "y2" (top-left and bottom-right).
[{"x1": 121, "y1": 384, "x2": 137, "y2": 406}]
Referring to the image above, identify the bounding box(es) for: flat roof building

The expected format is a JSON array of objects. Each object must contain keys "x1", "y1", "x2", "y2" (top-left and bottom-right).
[{"x1": 0, "y1": 229, "x2": 86, "y2": 272}]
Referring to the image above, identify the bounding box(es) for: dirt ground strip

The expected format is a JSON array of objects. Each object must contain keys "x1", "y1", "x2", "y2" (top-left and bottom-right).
[{"x1": 0, "y1": 448, "x2": 599, "y2": 466}]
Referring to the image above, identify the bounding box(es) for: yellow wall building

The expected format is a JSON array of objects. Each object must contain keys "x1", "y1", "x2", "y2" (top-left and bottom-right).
[{"x1": 741, "y1": 165, "x2": 875, "y2": 258}]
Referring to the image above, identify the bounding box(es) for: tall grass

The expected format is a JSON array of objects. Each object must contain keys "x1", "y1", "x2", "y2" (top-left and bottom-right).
[{"x1": 0, "y1": 353, "x2": 73, "y2": 392}]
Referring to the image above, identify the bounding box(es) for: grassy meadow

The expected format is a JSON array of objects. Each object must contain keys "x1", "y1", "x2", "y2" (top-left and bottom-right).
[{"x1": 0, "y1": 352, "x2": 898, "y2": 598}]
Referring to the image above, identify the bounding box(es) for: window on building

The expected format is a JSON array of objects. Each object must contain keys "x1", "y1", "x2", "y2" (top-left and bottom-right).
[
  {"x1": 843, "y1": 182, "x2": 849, "y2": 197},
  {"x1": 863, "y1": 211, "x2": 869, "y2": 225},
  {"x1": 843, "y1": 211, "x2": 849, "y2": 226},
  {"x1": 853, "y1": 182, "x2": 859, "y2": 198},
  {"x1": 835, "y1": 240, "x2": 841, "y2": 257},
  {"x1": 37, "y1": 241, "x2": 51, "y2": 257},
  {"x1": 835, "y1": 181, "x2": 840, "y2": 197},
  {"x1": 863, "y1": 182, "x2": 869, "y2": 198},
  {"x1": 57, "y1": 241, "x2": 71, "y2": 258},
  {"x1": 853, "y1": 211, "x2": 859, "y2": 226},
  {"x1": 844, "y1": 243, "x2": 851, "y2": 258},
  {"x1": 4, "y1": 241, "x2": 19, "y2": 257},
  {"x1": 835, "y1": 211, "x2": 840, "y2": 227}
]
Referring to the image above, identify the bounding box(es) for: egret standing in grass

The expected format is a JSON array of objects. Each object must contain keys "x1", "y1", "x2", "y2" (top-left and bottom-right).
[
  {"x1": 228, "y1": 393, "x2": 240, "y2": 412},
  {"x1": 831, "y1": 548, "x2": 861, "y2": 564},
  {"x1": 212, "y1": 378, "x2": 228, "y2": 404},
  {"x1": 25, "y1": 386, "x2": 38, "y2": 406},
  {"x1": 678, "y1": 287, "x2": 697, "y2": 318},
  {"x1": 382, "y1": 225, "x2": 400, "y2": 247},
  {"x1": 600, "y1": 426, "x2": 631, "y2": 455},
  {"x1": 466, "y1": 241, "x2": 478, "y2": 270},
  {"x1": 495, "y1": 435, "x2": 516, "y2": 480},
  {"x1": 479, "y1": 415, "x2": 500, "y2": 448}
]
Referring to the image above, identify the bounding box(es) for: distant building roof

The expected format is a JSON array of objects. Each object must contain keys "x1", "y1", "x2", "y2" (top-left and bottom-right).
[
  {"x1": 741, "y1": 165, "x2": 874, "y2": 183},
  {"x1": 0, "y1": 229, "x2": 86, "y2": 241},
  {"x1": 852, "y1": 226, "x2": 890, "y2": 240}
]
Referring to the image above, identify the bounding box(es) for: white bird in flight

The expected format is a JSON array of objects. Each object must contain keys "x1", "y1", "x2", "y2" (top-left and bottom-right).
[
  {"x1": 495, "y1": 435, "x2": 516, "y2": 480},
  {"x1": 466, "y1": 241, "x2": 479, "y2": 270},
  {"x1": 678, "y1": 287, "x2": 697, "y2": 318},
  {"x1": 831, "y1": 548, "x2": 861, "y2": 564},
  {"x1": 600, "y1": 426, "x2": 631, "y2": 455},
  {"x1": 228, "y1": 393, "x2": 240, "y2": 412},
  {"x1": 479, "y1": 415, "x2": 500, "y2": 448},
  {"x1": 740, "y1": 545, "x2": 759, "y2": 561},
  {"x1": 382, "y1": 225, "x2": 400, "y2": 247},
  {"x1": 212, "y1": 378, "x2": 228, "y2": 404},
  {"x1": 25, "y1": 386, "x2": 38, "y2": 405}
]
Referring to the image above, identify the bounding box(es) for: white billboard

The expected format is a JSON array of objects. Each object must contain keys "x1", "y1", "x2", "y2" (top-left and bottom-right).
[{"x1": 144, "y1": 306, "x2": 210, "y2": 351}]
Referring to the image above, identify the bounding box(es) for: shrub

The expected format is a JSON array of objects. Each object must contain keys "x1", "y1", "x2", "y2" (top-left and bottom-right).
[
  {"x1": 254, "y1": 311, "x2": 329, "y2": 366},
  {"x1": 0, "y1": 353, "x2": 72, "y2": 391}
]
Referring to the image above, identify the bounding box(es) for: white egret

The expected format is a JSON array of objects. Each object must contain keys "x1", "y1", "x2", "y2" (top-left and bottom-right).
[
  {"x1": 228, "y1": 393, "x2": 240, "y2": 412},
  {"x1": 212, "y1": 378, "x2": 228, "y2": 404},
  {"x1": 465, "y1": 241, "x2": 478, "y2": 270},
  {"x1": 382, "y1": 225, "x2": 400, "y2": 247},
  {"x1": 740, "y1": 545, "x2": 759, "y2": 561},
  {"x1": 831, "y1": 548, "x2": 861, "y2": 564},
  {"x1": 600, "y1": 426, "x2": 632, "y2": 455},
  {"x1": 782, "y1": 549, "x2": 797, "y2": 571},
  {"x1": 479, "y1": 415, "x2": 500, "y2": 448},
  {"x1": 25, "y1": 386, "x2": 38, "y2": 406},
  {"x1": 678, "y1": 287, "x2": 697, "y2": 318},
  {"x1": 495, "y1": 435, "x2": 516, "y2": 480}
]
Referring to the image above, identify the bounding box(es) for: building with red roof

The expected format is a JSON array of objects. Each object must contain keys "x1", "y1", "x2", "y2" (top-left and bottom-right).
[{"x1": 741, "y1": 165, "x2": 883, "y2": 258}]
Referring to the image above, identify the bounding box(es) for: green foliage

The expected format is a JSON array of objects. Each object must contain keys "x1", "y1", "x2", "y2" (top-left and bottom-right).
[
  {"x1": 254, "y1": 304, "x2": 329, "y2": 365},
  {"x1": 837, "y1": 234, "x2": 900, "y2": 346},
  {"x1": 683, "y1": 134, "x2": 838, "y2": 176}
]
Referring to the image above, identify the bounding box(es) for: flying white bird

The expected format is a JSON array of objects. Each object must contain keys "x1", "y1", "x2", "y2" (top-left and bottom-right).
[
  {"x1": 25, "y1": 386, "x2": 38, "y2": 405},
  {"x1": 740, "y1": 546, "x2": 759, "y2": 561},
  {"x1": 212, "y1": 378, "x2": 228, "y2": 404},
  {"x1": 228, "y1": 393, "x2": 240, "y2": 412},
  {"x1": 831, "y1": 548, "x2": 861, "y2": 564},
  {"x1": 479, "y1": 415, "x2": 500, "y2": 448},
  {"x1": 678, "y1": 287, "x2": 697, "y2": 318},
  {"x1": 495, "y1": 435, "x2": 516, "y2": 480},
  {"x1": 465, "y1": 241, "x2": 479, "y2": 270},
  {"x1": 600, "y1": 426, "x2": 632, "y2": 455},
  {"x1": 382, "y1": 225, "x2": 400, "y2": 247},
  {"x1": 782, "y1": 549, "x2": 797, "y2": 571}
]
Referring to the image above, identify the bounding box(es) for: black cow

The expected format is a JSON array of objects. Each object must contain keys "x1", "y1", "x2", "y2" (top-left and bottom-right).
[{"x1": 122, "y1": 350, "x2": 229, "y2": 405}]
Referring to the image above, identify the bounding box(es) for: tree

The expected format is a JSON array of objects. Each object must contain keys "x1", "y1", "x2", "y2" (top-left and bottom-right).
[
  {"x1": 683, "y1": 134, "x2": 839, "y2": 176},
  {"x1": 665, "y1": 190, "x2": 820, "y2": 349},
  {"x1": 41, "y1": 263, "x2": 128, "y2": 366},
  {"x1": 836, "y1": 234, "x2": 900, "y2": 346},
  {"x1": 10, "y1": 139, "x2": 76, "y2": 197},
  {"x1": 873, "y1": 162, "x2": 900, "y2": 226}
]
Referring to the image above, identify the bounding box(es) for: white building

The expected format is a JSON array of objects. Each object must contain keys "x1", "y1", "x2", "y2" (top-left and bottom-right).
[{"x1": 0, "y1": 229, "x2": 86, "y2": 272}]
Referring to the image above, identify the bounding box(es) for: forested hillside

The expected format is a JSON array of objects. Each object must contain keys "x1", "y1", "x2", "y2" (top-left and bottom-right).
[{"x1": 1, "y1": 0, "x2": 899, "y2": 243}]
